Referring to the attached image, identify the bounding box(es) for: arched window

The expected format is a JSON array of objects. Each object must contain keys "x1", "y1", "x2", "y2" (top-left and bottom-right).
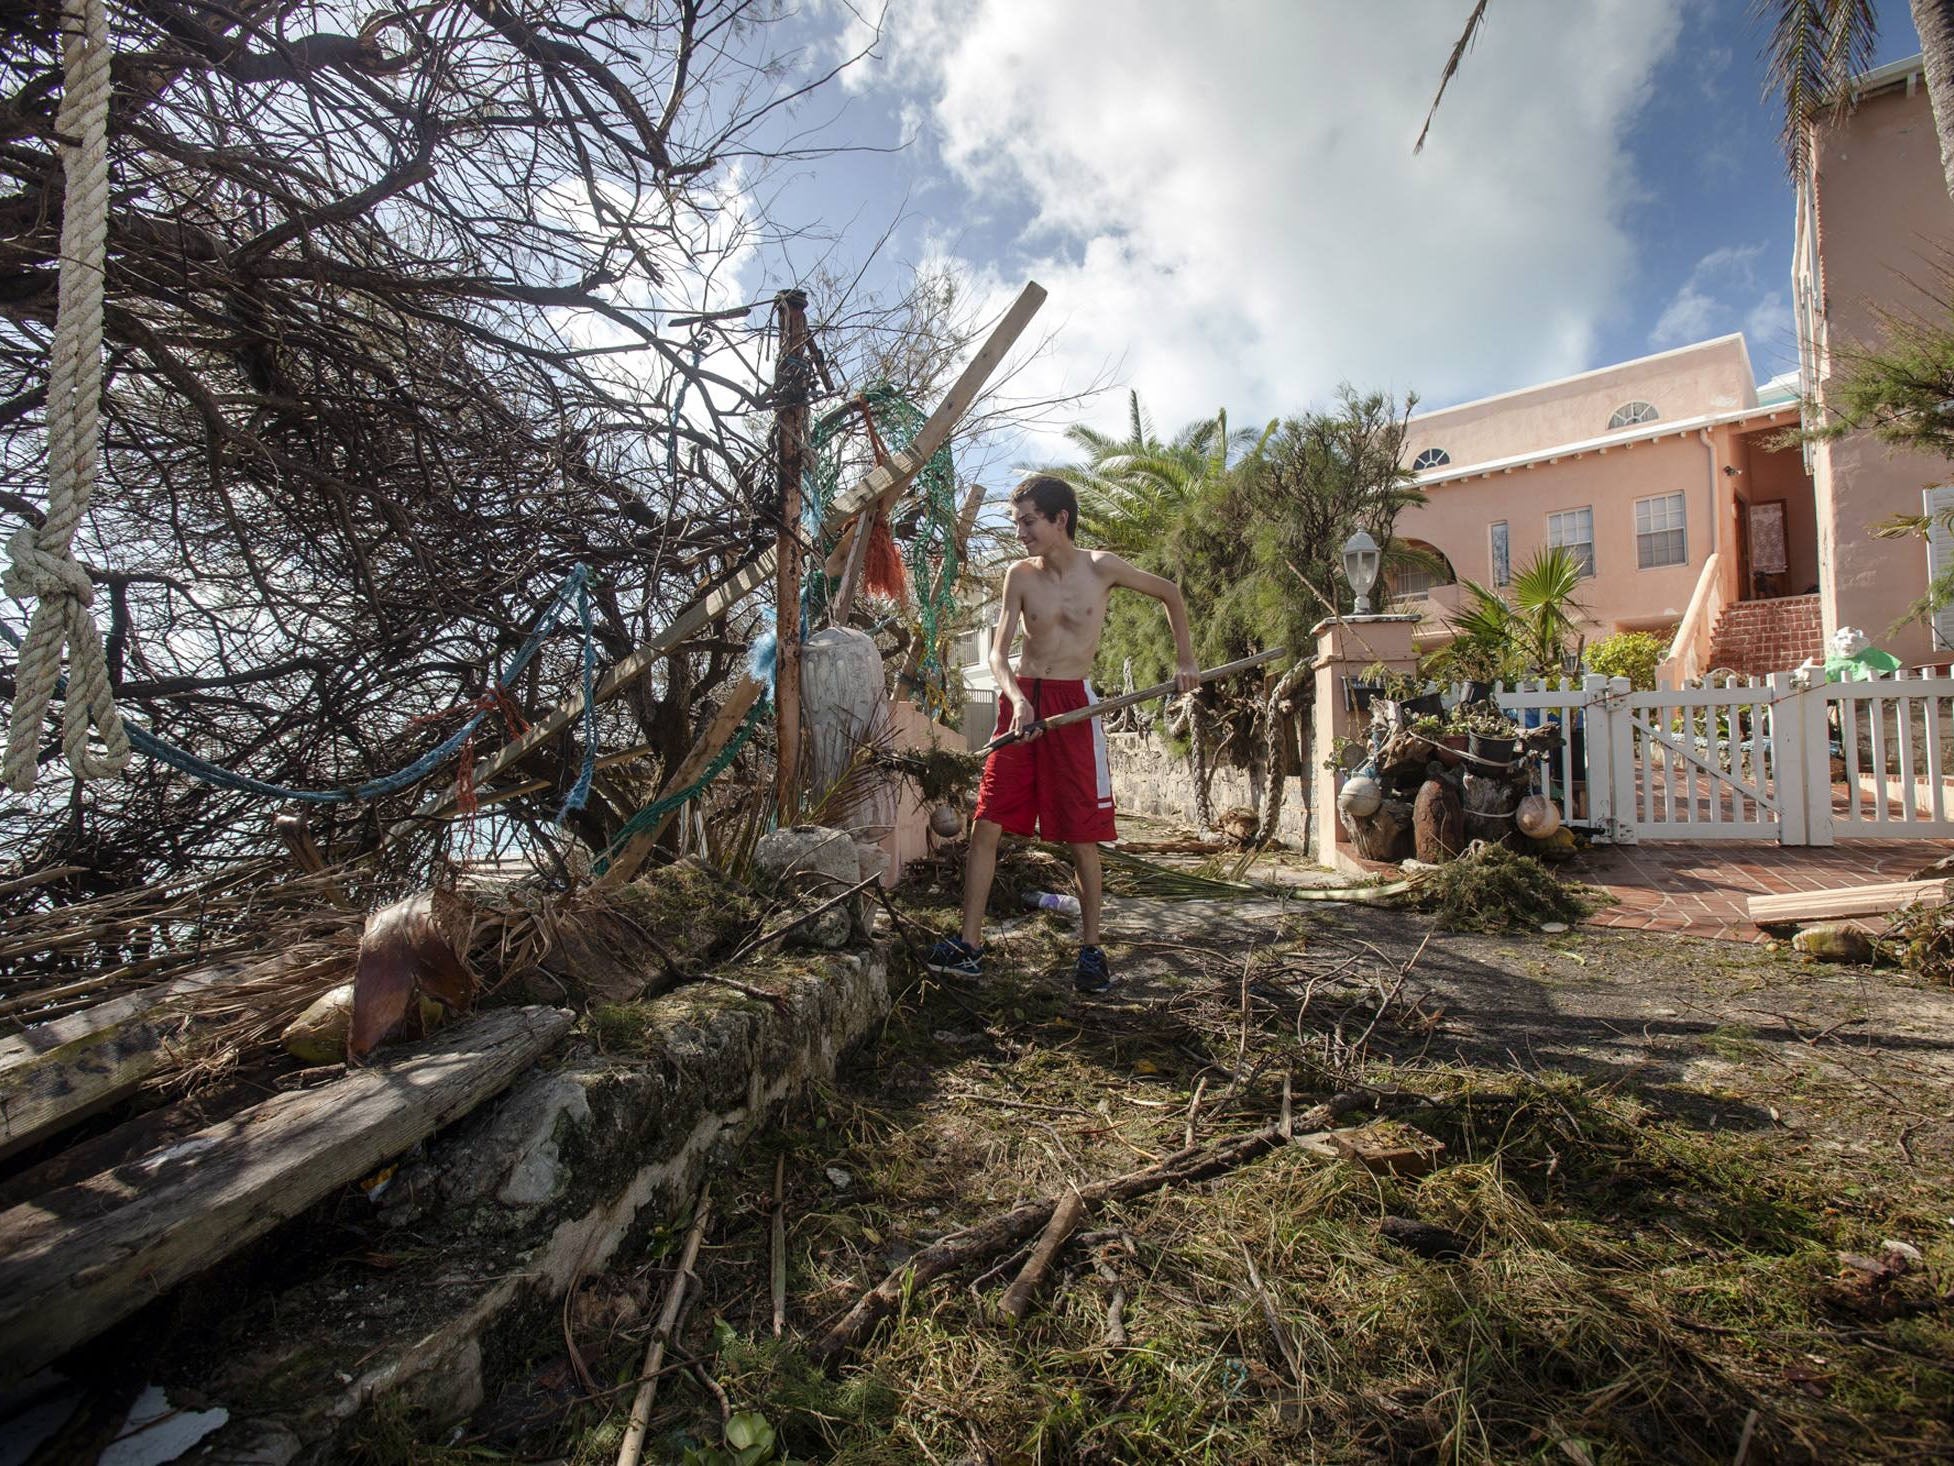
[
  {"x1": 1412, "y1": 446, "x2": 1451, "y2": 470},
  {"x1": 1608, "y1": 401, "x2": 1659, "y2": 430}
]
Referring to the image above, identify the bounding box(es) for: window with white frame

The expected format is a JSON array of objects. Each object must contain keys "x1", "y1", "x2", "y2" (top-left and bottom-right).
[
  {"x1": 1412, "y1": 447, "x2": 1451, "y2": 470},
  {"x1": 1490, "y1": 520, "x2": 1510, "y2": 587},
  {"x1": 1547, "y1": 507, "x2": 1595, "y2": 576},
  {"x1": 1392, "y1": 561, "x2": 1439, "y2": 598},
  {"x1": 1634, "y1": 492, "x2": 1688, "y2": 568},
  {"x1": 1608, "y1": 400, "x2": 1659, "y2": 430}
]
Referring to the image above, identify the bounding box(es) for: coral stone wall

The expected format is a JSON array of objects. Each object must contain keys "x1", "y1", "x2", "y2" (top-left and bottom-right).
[{"x1": 1103, "y1": 730, "x2": 1314, "y2": 851}]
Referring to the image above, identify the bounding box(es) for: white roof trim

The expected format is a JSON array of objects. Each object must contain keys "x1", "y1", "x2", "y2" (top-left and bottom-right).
[
  {"x1": 1409, "y1": 334, "x2": 1750, "y2": 424},
  {"x1": 1414, "y1": 402, "x2": 1800, "y2": 487},
  {"x1": 1851, "y1": 53, "x2": 1924, "y2": 97}
]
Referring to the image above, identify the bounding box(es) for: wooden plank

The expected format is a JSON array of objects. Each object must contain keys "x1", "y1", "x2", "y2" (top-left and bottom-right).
[
  {"x1": 0, "y1": 965, "x2": 236, "y2": 1164},
  {"x1": 1746, "y1": 878, "x2": 1949, "y2": 926},
  {"x1": 594, "y1": 675, "x2": 767, "y2": 889},
  {"x1": 393, "y1": 281, "x2": 1047, "y2": 836},
  {"x1": 0, "y1": 1003, "x2": 573, "y2": 1384}
]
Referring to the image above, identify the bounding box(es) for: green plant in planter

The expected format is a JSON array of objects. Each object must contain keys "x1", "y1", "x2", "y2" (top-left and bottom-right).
[
  {"x1": 1409, "y1": 714, "x2": 1445, "y2": 737},
  {"x1": 1423, "y1": 630, "x2": 1515, "y2": 687},
  {"x1": 1457, "y1": 702, "x2": 1519, "y2": 739},
  {"x1": 1361, "y1": 662, "x2": 1433, "y2": 704}
]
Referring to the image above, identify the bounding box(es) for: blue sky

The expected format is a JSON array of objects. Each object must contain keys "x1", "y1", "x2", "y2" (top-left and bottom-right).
[{"x1": 725, "y1": 0, "x2": 1926, "y2": 468}]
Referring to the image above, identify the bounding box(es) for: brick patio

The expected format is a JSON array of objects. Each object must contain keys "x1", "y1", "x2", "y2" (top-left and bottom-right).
[{"x1": 1575, "y1": 839, "x2": 1951, "y2": 943}]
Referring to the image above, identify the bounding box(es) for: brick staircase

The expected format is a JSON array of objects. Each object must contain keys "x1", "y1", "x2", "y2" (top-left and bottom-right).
[{"x1": 1705, "y1": 594, "x2": 1824, "y2": 677}]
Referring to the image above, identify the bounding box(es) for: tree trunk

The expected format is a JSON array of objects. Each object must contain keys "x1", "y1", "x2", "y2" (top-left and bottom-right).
[{"x1": 1914, "y1": 0, "x2": 1954, "y2": 203}]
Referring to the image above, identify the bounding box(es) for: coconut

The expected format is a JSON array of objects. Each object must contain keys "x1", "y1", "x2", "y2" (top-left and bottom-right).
[
  {"x1": 929, "y1": 804, "x2": 964, "y2": 838},
  {"x1": 282, "y1": 981, "x2": 447, "y2": 1064}
]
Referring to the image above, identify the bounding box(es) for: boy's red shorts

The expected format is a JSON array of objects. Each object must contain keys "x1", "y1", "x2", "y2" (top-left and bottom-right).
[{"x1": 973, "y1": 678, "x2": 1116, "y2": 843}]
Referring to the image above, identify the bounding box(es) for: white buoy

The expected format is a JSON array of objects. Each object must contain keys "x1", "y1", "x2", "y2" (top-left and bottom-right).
[
  {"x1": 1515, "y1": 794, "x2": 1561, "y2": 839},
  {"x1": 929, "y1": 803, "x2": 963, "y2": 838},
  {"x1": 1338, "y1": 774, "x2": 1382, "y2": 819}
]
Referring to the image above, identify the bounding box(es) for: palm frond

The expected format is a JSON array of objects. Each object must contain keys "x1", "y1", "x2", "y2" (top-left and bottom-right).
[
  {"x1": 1755, "y1": 0, "x2": 1879, "y2": 181},
  {"x1": 1414, "y1": 0, "x2": 1491, "y2": 155}
]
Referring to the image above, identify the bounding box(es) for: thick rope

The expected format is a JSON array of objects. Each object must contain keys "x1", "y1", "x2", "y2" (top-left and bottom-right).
[{"x1": 4, "y1": 0, "x2": 125, "y2": 791}]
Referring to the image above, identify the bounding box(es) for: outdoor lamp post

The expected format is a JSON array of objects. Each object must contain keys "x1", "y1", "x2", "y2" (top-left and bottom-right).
[{"x1": 1342, "y1": 531, "x2": 1381, "y2": 614}]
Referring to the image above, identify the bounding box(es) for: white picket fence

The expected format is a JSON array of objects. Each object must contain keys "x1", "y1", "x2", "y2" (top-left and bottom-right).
[{"x1": 1461, "y1": 668, "x2": 1954, "y2": 846}]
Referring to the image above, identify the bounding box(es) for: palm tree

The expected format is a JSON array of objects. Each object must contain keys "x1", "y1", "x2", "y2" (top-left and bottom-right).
[
  {"x1": 1046, "y1": 392, "x2": 1275, "y2": 554},
  {"x1": 1430, "y1": 546, "x2": 1590, "y2": 682},
  {"x1": 1416, "y1": 0, "x2": 1954, "y2": 204}
]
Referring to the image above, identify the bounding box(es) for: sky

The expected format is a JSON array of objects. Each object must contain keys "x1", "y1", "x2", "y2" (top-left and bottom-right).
[{"x1": 721, "y1": 0, "x2": 1926, "y2": 472}]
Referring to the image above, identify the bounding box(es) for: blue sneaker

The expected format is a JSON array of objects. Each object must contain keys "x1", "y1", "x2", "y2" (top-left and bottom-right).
[
  {"x1": 1074, "y1": 945, "x2": 1116, "y2": 994},
  {"x1": 925, "y1": 937, "x2": 983, "y2": 978}
]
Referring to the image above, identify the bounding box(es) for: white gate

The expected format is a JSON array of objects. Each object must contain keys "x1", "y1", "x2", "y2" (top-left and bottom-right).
[
  {"x1": 1809, "y1": 668, "x2": 1954, "y2": 841},
  {"x1": 1480, "y1": 668, "x2": 1954, "y2": 846}
]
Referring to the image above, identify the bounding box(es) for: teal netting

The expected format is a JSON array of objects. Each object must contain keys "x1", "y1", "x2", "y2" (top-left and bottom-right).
[{"x1": 802, "y1": 386, "x2": 960, "y2": 720}]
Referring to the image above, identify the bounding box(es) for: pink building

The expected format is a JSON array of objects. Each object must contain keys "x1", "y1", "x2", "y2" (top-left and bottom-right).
[
  {"x1": 1390, "y1": 52, "x2": 1952, "y2": 681},
  {"x1": 1796, "y1": 53, "x2": 1954, "y2": 667}
]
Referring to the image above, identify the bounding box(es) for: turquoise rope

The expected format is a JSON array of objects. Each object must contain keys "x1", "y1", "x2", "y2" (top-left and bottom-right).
[{"x1": 590, "y1": 696, "x2": 772, "y2": 876}]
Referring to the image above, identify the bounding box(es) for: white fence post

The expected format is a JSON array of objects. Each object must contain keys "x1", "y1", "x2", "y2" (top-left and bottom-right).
[
  {"x1": 1581, "y1": 674, "x2": 1612, "y2": 839},
  {"x1": 1605, "y1": 675, "x2": 1636, "y2": 844},
  {"x1": 1799, "y1": 673, "x2": 1837, "y2": 846},
  {"x1": 1766, "y1": 671, "x2": 1807, "y2": 845}
]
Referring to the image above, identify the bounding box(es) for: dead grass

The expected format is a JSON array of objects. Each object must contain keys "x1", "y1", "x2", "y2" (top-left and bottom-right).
[{"x1": 430, "y1": 891, "x2": 1951, "y2": 1466}]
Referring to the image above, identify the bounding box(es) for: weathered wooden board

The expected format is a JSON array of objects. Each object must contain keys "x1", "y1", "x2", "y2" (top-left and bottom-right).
[
  {"x1": 1746, "y1": 878, "x2": 1949, "y2": 927},
  {"x1": 0, "y1": 964, "x2": 234, "y2": 1164},
  {"x1": 0, "y1": 1003, "x2": 573, "y2": 1384}
]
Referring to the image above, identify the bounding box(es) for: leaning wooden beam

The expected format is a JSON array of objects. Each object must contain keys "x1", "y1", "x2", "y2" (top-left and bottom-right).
[
  {"x1": 391, "y1": 281, "x2": 1047, "y2": 838},
  {"x1": 0, "y1": 1004, "x2": 573, "y2": 1384},
  {"x1": 1746, "y1": 878, "x2": 1949, "y2": 927},
  {"x1": 0, "y1": 964, "x2": 233, "y2": 1165},
  {"x1": 593, "y1": 674, "x2": 768, "y2": 889}
]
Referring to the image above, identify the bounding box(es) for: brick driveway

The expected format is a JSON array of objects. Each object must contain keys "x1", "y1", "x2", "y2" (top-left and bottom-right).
[{"x1": 1576, "y1": 840, "x2": 1950, "y2": 943}]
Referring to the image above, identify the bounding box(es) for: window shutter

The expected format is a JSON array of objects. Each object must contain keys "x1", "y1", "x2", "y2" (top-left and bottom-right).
[{"x1": 1926, "y1": 486, "x2": 1954, "y2": 652}]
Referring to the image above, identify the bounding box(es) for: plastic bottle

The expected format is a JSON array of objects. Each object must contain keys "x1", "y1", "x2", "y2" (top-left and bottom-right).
[{"x1": 1022, "y1": 889, "x2": 1082, "y2": 915}]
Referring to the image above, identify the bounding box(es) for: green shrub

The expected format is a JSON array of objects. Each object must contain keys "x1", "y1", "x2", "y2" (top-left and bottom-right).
[{"x1": 1585, "y1": 630, "x2": 1669, "y2": 690}]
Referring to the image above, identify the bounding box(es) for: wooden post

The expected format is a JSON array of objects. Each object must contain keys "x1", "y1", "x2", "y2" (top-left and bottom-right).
[{"x1": 774, "y1": 288, "x2": 811, "y2": 827}]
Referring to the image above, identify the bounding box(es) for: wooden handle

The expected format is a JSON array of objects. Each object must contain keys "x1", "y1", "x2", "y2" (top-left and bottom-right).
[{"x1": 983, "y1": 646, "x2": 1289, "y2": 754}]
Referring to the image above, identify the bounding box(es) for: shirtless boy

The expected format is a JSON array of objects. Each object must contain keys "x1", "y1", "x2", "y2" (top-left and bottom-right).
[{"x1": 927, "y1": 474, "x2": 1198, "y2": 993}]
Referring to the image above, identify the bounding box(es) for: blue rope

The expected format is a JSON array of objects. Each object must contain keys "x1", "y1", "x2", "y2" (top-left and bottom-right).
[{"x1": 2, "y1": 566, "x2": 594, "y2": 809}]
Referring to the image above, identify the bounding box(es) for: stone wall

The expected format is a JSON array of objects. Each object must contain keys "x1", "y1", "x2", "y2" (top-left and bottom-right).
[{"x1": 1104, "y1": 729, "x2": 1315, "y2": 851}]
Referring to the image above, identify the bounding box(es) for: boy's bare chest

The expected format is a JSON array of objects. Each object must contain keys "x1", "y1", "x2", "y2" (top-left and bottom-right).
[{"x1": 1019, "y1": 568, "x2": 1108, "y2": 637}]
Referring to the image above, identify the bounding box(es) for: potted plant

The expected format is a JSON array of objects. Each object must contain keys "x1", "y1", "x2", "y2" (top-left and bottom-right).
[
  {"x1": 1459, "y1": 703, "x2": 1521, "y2": 765},
  {"x1": 1371, "y1": 665, "x2": 1445, "y2": 721},
  {"x1": 1345, "y1": 663, "x2": 1386, "y2": 713}
]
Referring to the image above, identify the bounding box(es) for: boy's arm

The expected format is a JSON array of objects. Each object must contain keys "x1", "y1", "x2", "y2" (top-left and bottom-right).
[
  {"x1": 1103, "y1": 556, "x2": 1200, "y2": 692},
  {"x1": 989, "y1": 565, "x2": 1040, "y2": 736}
]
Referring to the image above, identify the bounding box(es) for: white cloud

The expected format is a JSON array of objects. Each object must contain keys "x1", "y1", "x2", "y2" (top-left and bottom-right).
[
  {"x1": 827, "y1": 0, "x2": 1689, "y2": 458},
  {"x1": 1649, "y1": 242, "x2": 1786, "y2": 368}
]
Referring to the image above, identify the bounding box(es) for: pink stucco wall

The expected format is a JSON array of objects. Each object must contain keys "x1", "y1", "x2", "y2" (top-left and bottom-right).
[
  {"x1": 1801, "y1": 60, "x2": 1954, "y2": 665},
  {"x1": 1404, "y1": 336, "x2": 1758, "y2": 469}
]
